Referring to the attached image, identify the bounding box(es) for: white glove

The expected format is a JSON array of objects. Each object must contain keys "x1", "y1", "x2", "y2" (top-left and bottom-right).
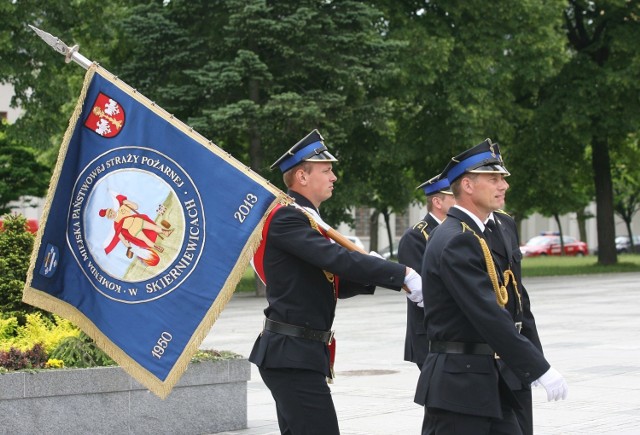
[
  {"x1": 404, "y1": 268, "x2": 423, "y2": 306},
  {"x1": 369, "y1": 250, "x2": 384, "y2": 259},
  {"x1": 536, "y1": 367, "x2": 568, "y2": 401}
]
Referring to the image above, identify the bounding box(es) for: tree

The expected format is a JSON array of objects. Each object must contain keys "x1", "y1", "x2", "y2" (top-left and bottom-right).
[
  {"x1": 372, "y1": 0, "x2": 569, "y2": 222},
  {"x1": 335, "y1": 126, "x2": 417, "y2": 251},
  {"x1": 0, "y1": 214, "x2": 42, "y2": 323},
  {"x1": 109, "y1": 0, "x2": 410, "y2": 227},
  {"x1": 0, "y1": 0, "x2": 129, "y2": 165},
  {"x1": 0, "y1": 122, "x2": 50, "y2": 215},
  {"x1": 514, "y1": 124, "x2": 592, "y2": 253},
  {"x1": 612, "y1": 135, "x2": 640, "y2": 250},
  {"x1": 553, "y1": 0, "x2": 640, "y2": 264}
]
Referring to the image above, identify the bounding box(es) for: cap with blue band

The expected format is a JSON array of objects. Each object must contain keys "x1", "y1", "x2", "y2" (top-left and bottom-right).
[
  {"x1": 417, "y1": 173, "x2": 452, "y2": 196},
  {"x1": 443, "y1": 138, "x2": 510, "y2": 184},
  {"x1": 278, "y1": 141, "x2": 326, "y2": 172},
  {"x1": 446, "y1": 151, "x2": 498, "y2": 184},
  {"x1": 271, "y1": 129, "x2": 338, "y2": 173}
]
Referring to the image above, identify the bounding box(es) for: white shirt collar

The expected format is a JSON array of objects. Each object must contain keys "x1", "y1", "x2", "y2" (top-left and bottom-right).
[
  {"x1": 485, "y1": 212, "x2": 496, "y2": 226},
  {"x1": 453, "y1": 205, "x2": 486, "y2": 232},
  {"x1": 429, "y1": 212, "x2": 443, "y2": 225}
]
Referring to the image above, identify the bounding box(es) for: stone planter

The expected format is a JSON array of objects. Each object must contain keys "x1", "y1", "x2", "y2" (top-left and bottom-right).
[{"x1": 0, "y1": 358, "x2": 250, "y2": 434}]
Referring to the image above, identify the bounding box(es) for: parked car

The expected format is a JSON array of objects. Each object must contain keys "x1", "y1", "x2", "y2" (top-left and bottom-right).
[
  {"x1": 615, "y1": 235, "x2": 640, "y2": 254},
  {"x1": 520, "y1": 232, "x2": 588, "y2": 257},
  {"x1": 378, "y1": 245, "x2": 396, "y2": 260},
  {"x1": 345, "y1": 235, "x2": 366, "y2": 251},
  {"x1": 0, "y1": 217, "x2": 39, "y2": 234}
]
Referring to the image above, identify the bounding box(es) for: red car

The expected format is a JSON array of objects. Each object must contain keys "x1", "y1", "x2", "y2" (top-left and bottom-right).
[
  {"x1": 0, "y1": 218, "x2": 39, "y2": 234},
  {"x1": 520, "y1": 232, "x2": 588, "y2": 257}
]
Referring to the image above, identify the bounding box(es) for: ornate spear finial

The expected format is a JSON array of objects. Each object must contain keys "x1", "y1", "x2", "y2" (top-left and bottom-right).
[{"x1": 28, "y1": 25, "x2": 93, "y2": 69}]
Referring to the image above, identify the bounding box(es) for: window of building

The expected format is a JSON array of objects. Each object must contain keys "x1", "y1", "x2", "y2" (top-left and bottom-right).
[
  {"x1": 395, "y1": 211, "x2": 410, "y2": 237},
  {"x1": 355, "y1": 207, "x2": 371, "y2": 237}
]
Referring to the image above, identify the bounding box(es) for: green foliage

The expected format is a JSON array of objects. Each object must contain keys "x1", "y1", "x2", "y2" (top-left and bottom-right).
[
  {"x1": 0, "y1": 214, "x2": 46, "y2": 321},
  {"x1": 191, "y1": 349, "x2": 242, "y2": 363},
  {"x1": 0, "y1": 316, "x2": 18, "y2": 340},
  {"x1": 377, "y1": 0, "x2": 568, "y2": 180},
  {"x1": 0, "y1": 122, "x2": 51, "y2": 214},
  {"x1": 235, "y1": 266, "x2": 258, "y2": 293},
  {"x1": 521, "y1": 254, "x2": 640, "y2": 277},
  {"x1": 612, "y1": 135, "x2": 640, "y2": 233},
  {"x1": 0, "y1": 0, "x2": 129, "y2": 161},
  {"x1": 0, "y1": 313, "x2": 79, "y2": 353},
  {"x1": 526, "y1": 0, "x2": 640, "y2": 264},
  {"x1": 49, "y1": 332, "x2": 115, "y2": 368},
  {"x1": 109, "y1": 0, "x2": 408, "y2": 225}
]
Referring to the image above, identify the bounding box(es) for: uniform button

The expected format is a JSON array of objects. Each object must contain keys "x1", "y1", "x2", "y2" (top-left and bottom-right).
[
  {"x1": 524, "y1": 372, "x2": 530, "y2": 378},
  {"x1": 466, "y1": 364, "x2": 471, "y2": 369}
]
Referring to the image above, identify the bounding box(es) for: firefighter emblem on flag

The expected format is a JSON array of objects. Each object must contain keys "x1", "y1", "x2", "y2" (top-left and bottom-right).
[{"x1": 84, "y1": 92, "x2": 125, "y2": 138}]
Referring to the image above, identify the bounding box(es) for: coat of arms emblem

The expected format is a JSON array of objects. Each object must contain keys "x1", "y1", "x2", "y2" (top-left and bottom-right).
[{"x1": 84, "y1": 92, "x2": 125, "y2": 138}]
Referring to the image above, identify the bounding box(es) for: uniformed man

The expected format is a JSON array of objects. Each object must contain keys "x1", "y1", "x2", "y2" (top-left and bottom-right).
[
  {"x1": 249, "y1": 129, "x2": 423, "y2": 435},
  {"x1": 398, "y1": 173, "x2": 455, "y2": 370},
  {"x1": 414, "y1": 139, "x2": 568, "y2": 435}
]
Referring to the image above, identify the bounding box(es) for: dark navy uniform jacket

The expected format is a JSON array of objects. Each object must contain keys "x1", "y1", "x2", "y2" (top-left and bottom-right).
[
  {"x1": 249, "y1": 190, "x2": 406, "y2": 378},
  {"x1": 414, "y1": 207, "x2": 550, "y2": 419},
  {"x1": 491, "y1": 210, "x2": 544, "y2": 392},
  {"x1": 398, "y1": 213, "x2": 439, "y2": 366}
]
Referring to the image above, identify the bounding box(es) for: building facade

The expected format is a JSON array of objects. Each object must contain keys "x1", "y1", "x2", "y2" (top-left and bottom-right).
[{"x1": 0, "y1": 83, "x2": 22, "y2": 123}]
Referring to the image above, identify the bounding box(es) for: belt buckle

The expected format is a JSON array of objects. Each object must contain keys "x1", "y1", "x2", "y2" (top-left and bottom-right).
[
  {"x1": 515, "y1": 322, "x2": 522, "y2": 333},
  {"x1": 328, "y1": 330, "x2": 335, "y2": 345}
]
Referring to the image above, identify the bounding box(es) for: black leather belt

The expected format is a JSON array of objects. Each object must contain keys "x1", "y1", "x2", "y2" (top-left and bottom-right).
[
  {"x1": 429, "y1": 340, "x2": 495, "y2": 356},
  {"x1": 263, "y1": 318, "x2": 334, "y2": 344}
]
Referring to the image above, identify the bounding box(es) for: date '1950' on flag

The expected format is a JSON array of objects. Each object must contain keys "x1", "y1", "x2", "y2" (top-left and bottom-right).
[{"x1": 22, "y1": 64, "x2": 286, "y2": 399}]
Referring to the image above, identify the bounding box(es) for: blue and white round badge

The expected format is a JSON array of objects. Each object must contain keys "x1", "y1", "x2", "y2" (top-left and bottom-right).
[{"x1": 67, "y1": 146, "x2": 205, "y2": 303}]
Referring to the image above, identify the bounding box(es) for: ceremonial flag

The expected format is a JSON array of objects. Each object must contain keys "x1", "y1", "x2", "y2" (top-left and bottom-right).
[{"x1": 23, "y1": 64, "x2": 287, "y2": 398}]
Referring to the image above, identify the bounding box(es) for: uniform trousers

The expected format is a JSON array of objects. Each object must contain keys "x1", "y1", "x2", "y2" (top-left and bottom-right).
[
  {"x1": 513, "y1": 388, "x2": 533, "y2": 435},
  {"x1": 421, "y1": 403, "x2": 522, "y2": 435},
  {"x1": 258, "y1": 367, "x2": 339, "y2": 435}
]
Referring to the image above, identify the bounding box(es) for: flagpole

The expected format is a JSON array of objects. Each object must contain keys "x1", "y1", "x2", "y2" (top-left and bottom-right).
[
  {"x1": 29, "y1": 25, "x2": 92, "y2": 69},
  {"x1": 28, "y1": 25, "x2": 365, "y2": 255}
]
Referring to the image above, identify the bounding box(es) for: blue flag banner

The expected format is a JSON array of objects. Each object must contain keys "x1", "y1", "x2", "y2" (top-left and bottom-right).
[{"x1": 23, "y1": 65, "x2": 287, "y2": 398}]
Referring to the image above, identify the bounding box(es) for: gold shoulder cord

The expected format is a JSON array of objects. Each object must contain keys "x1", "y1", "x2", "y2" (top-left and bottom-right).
[
  {"x1": 413, "y1": 220, "x2": 429, "y2": 241},
  {"x1": 420, "y1": 226, "x2": 429, "y2": 242},
  {"x1": 301, "y1": 209, "x2": 336, "y2": 293},
  {"x1": 491, "y1": 213, "x2": 524, "y2": 312},
  {"x1": 460, "y1": 222, "x2": 511, "y2": 308}
]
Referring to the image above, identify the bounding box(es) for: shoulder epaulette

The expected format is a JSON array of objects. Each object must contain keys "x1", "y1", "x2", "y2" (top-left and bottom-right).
[
  {"x1": 412, "y1": 220, "x2": 429, "y2": 241},
  {"x1": 495, "y1": 209, "x2": 511, "y2": 217}
]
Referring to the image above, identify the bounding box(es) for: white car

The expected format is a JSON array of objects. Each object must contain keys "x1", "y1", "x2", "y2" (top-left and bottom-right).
[
  {"x1": 378, "y1": 245, "x2": 396, "y2": 260},
  {"x1": 346, "y1": 235, "x2": 366, "y2": 251}
]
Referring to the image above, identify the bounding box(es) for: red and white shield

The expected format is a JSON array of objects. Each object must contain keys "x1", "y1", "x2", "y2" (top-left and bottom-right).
[{"x1": 84, "y1": 92, "x2": 126, "y2": 138}]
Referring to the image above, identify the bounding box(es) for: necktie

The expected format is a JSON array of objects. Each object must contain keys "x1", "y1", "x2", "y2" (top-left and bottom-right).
[
  {"x1": 484, "y1": 219, "x2": 499, "y2": 251},
  {"x1": 484, "y1": 219, "x2": 507, "y2": 281}
]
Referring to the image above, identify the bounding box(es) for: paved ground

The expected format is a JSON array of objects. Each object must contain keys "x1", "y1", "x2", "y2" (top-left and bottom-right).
[{"x1": 201, "y1": 272, "x2": 640, "y2": 435}]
